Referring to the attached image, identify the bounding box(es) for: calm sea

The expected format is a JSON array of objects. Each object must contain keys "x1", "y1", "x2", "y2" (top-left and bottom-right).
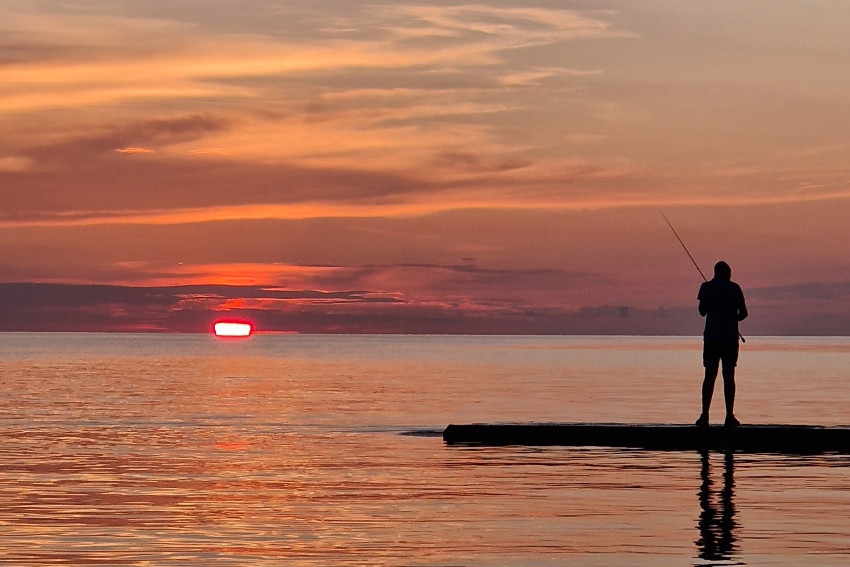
[{"x1": 2, "y1": 333, "x2": 850, "y2": 566}]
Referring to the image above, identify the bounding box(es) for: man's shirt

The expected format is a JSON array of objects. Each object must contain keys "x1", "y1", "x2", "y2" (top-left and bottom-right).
[{"x1": 698, "y1": 278, "x2": 748, "y2": 341}]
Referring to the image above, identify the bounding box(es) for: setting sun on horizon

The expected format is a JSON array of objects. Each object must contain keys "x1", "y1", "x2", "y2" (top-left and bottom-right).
[
  {"x1": 2, "y1": 2, "x2": 850, "y2": 334},
  {"x1": 213, "y1": 320, "x2": 254, "y2": 338}
]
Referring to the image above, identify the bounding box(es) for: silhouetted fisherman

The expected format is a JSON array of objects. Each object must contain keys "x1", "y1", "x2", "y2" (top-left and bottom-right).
[{"x1": 695, "y1": 261, "x2": 748, "y2": 427}]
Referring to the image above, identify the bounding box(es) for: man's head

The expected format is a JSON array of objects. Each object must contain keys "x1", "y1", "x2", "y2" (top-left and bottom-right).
[{"x1": 714, "y1": 261, "x2": 731, "y2": 280}]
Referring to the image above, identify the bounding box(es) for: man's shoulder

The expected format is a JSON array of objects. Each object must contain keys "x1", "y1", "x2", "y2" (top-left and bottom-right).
[{"x1": 699, "y1": 278, "x2": 743, "y2": 296}]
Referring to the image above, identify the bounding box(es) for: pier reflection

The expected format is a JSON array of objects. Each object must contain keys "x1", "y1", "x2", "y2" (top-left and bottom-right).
[{"x1": 696, "y1": 450, "x2": 741, "y2": 565}]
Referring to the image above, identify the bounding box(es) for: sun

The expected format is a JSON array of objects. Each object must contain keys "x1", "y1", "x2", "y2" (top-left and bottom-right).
[{"x1": 213, "y1": 320, "x2": 253, "y2": 337}]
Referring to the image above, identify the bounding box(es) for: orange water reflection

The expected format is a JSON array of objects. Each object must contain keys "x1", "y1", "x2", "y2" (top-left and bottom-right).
[{"x1": 2, "y1": 334, "x2": 850, "y2": 565}]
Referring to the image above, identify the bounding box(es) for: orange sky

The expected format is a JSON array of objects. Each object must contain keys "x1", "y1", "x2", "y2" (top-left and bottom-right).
[{"x1": 2, "y1": 1, "x2": 850, "y2": 333}]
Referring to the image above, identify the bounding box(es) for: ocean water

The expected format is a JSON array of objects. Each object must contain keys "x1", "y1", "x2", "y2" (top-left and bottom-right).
[{"x1": 1, "y1": 333, "x2": 850, "y2": 566}]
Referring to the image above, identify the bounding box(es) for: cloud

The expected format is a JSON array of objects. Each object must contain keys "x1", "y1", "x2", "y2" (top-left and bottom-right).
[
  {"x1": 0, "y1": 4, "x2": 618, "y2": 112},
  {"x1": 25, "y1": 114, "x2": 231, "y2": 158},
  {"x1": 12, "y1": 1, "x2": 845, "y2": 226},
  {"x1": 0, "y1": 156, "x2": 34, "y2": 172},
  {"x1": 0, "y1": 3, "x2": 618, "y2": 183},
  {"x1": 21, "y1": 277, "x2": 850, "y2": 335},
  {"x1": 376, "y1": 4, "x2": 629, "y2": 47},
  {"x1": 0, "y1": 281, "x2": 690, "y2": 334},
  {"x1": 748, "y1": 281, "x2": 850, "y2": 302},
  {"x1": 115, "y1": 147, "x2": 157, "y2": 155},
  {"x1": 0, "y1": 281, "x2": 399, "y2": 332},
  {"x1": 498, "y1": 67, "x2": 602, "y2": 87}
]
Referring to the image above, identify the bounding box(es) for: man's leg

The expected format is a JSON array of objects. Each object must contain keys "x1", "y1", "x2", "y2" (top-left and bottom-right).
[
  {"x1": 701, "y1": 361, "x2": 719, "y2": 418},
  {"x1": 722, "y1": 365, "x2": 736, "y2": 417},
  {"x1": 698, "y1": 340, "x2": 720, "y2": 425},
  {"x1": 722, "y1": 341, "x2": 740, "y2": 426}
]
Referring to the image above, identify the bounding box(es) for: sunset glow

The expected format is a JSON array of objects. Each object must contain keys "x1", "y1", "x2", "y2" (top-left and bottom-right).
[{"x1": 2, "y1": 2, "x2": 850, "y2": 334}]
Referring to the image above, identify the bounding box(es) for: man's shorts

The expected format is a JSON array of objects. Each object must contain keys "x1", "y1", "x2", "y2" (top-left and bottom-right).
[{"x1": 703, "y1": 339, "x2": 739, "y2": 368}]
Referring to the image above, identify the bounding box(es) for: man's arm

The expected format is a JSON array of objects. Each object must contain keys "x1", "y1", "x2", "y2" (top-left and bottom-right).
[
  {"x1": 737, "y1": 286, "x2": 748, "y2": 321},
  {"x1": 698, "y1": 283, "x2": 708, "y2": 317}
]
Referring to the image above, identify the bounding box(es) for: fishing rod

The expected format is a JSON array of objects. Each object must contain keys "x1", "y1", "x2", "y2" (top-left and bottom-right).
[
  {"x1": 659, "y1": 211, "x2": 745, "y2": 343},
  {"x1": 659, "y1": 211, "x2": 708, "y2": 282}
]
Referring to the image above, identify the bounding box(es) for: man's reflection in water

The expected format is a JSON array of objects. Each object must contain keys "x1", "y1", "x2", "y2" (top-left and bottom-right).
[{"x1": 696, "y1": 450, "x2": 740, "y2": 564}]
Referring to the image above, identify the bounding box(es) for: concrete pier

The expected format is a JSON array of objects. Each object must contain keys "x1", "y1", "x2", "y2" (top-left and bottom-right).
[{"x1": 443, "y1": 423, "x2": 850, "y2": 453}]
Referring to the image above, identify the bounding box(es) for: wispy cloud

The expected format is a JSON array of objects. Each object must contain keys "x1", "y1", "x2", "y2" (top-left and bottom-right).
[
  {"x1": 0, "y1": 4, "x2": 614, "y2": 109},
  {"x1": 376, "y1": 4, "x2": 628, "y2": 46},
  {"x1": 0, "y1": 3, "x2": 616, "y2": 180},
  {"x1": 749, "y1": 281, "x2": 850, "y2": 302},
  {"x1": 0, "y1": 156, "x2": 34, "y2": 172}
]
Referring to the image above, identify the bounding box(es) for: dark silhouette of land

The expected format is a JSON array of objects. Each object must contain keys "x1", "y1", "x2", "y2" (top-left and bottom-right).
[{"x1": 4, "y1": 280, "x2": 850, "y2": 335}]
